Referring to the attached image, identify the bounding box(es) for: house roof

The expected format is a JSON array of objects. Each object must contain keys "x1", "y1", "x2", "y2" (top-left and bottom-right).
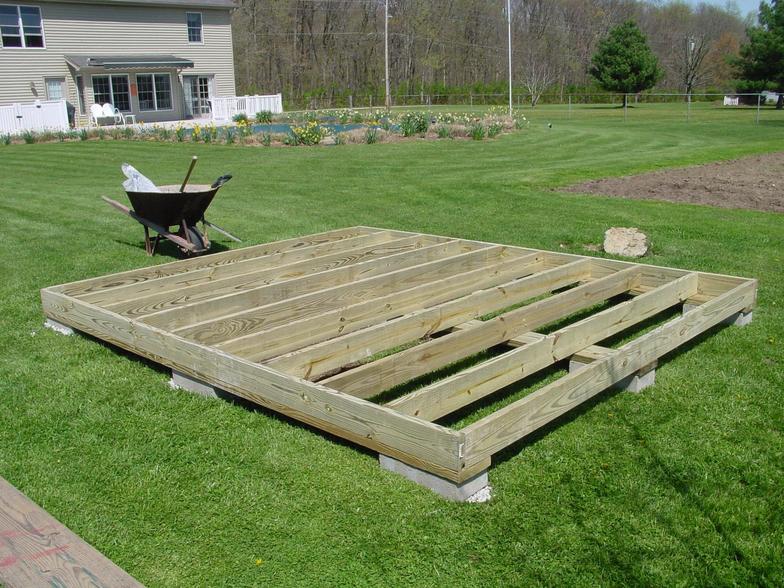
[
  {"x1": 40, "y1": 0, "x2": 235, "y2": 9},
  {"x1": 65, "y1": 54, "x2": 195, "y2": 70}
]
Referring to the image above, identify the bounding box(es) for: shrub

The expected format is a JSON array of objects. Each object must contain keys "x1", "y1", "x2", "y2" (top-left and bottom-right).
[
  {"x1": 487, "y1": 121, "x2": 503, "y2": 138},
  {"x1": 56, "y1": 131, "x2": 67, "y2": 142},
  {"x1": 289, "y1": 120, "x2": 326, "y2": 145},
  {"x1": 175, "y1": 125, "x2": 186, "y2": 142},
  {"x1": 469, "y1": 122, "x2": 486, "y2": 140},
  {"x1": 364, "y1": 127, "x2": 379, "y2": 144},
  {"x1": 436, "y1": 125, "x2": 453, "y2": 139},
  {"x1": 1, "y1": 134, "x2": 11, "y2": 145},
  {"x1": 21, "y1": 130, "x2": 37, "y2": 144},
  {"x1": 514, "y1": 114, "x2": 528, "y2": 130},
  {"x1": 224, "y1": 127, "x2": 236, "y2": 144},
  {"x1": 261, "y1": 132, "x2": 272, "y2": 147},
  {"x1": 232, "y1": 112, "x2": 249, "y2": 123},
  {"x1": 123, "y1": 126, "x2": 135, "y2": 140},
  {"x1": 79, "y1": 128, "x2": 89, "y2": 141},
  {"x1": 398, "y1": 111, "x2": 429, "y2": 136},
  {"x1": 255, "y1": 110, "x2": 273, "y2": 124},
  {"x1": 334, "y1": 132, "x2": 347, "y2": 145}
]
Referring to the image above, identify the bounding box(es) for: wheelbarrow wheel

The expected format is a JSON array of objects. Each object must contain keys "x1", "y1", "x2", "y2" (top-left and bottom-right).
[{"x1": 181, "y1": 225, "x2": 207, "y2": 255}]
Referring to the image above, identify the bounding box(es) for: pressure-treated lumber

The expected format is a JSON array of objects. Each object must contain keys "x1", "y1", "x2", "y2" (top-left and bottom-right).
[
  {"x1": 41, "y1": 227, "x2": 757, "y2": 489},
  {"x1": 0, "y1": 476, "x2": 143, "y2": 588}
]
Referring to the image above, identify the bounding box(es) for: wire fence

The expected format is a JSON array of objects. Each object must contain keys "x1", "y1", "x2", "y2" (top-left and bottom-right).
[{"x1": 285, "y1": 92, "x2": 781, "y2": 125}]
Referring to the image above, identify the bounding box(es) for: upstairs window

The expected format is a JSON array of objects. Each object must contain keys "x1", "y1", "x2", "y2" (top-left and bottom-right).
[
  {"x1": 186, "y1": 12, "x2": 202, "y2": 43},
  {"x1": 0, "y1": 5, "x2": 44, "y2": 48}
]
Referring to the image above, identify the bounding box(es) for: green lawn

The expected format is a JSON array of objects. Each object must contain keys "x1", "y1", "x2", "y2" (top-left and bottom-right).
[{"x1": 1, "y1": 111, "x2": 782, "y2": 587}]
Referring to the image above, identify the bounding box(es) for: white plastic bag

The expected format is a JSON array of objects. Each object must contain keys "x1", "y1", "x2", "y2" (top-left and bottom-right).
[{"x1": 122, "y1": 163, "x2": 161, "y2": 192}]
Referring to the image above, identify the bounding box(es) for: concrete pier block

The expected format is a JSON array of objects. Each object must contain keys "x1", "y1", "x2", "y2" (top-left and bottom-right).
[
  {"x1": 683, "y1": 303, "x2": 753, "y2": 327},
  {"x1": 569, "y1": 357, "x2": 656, "y2": 394},
  {"x1": 44, "y1": 319, "x2": 74, "y2": 336},
  {"x1": 170, "y1": 369, "x2": 224, "y2": 399},
  {"x1": 379, "y1": 455, "x2": 490, "y2": 502}
]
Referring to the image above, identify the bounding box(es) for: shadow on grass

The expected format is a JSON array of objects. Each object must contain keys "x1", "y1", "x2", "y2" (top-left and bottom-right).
[{"x1": 113, "y1": 237, "x2": 231, "y2": 260}]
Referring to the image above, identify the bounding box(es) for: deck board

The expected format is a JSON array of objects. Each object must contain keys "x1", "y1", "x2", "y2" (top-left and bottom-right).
[{"x1": 0, "y1": 477, "x2": 143, "y2": 588}]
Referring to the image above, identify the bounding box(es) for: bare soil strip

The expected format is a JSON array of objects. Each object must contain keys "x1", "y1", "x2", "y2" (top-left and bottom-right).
[{"x1": 564, "y1": 151, "x2": 784, "y2": 213}]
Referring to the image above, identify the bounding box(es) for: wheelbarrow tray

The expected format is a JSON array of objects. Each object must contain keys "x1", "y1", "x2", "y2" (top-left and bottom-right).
[{"x1": 125, "y1": 184, "x2": 218, "y2": 229}]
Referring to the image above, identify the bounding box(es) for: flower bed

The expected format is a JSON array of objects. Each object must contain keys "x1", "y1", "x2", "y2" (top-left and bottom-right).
[{"x1": 1, "y1": 107, "x2": 528, "y2": 147}]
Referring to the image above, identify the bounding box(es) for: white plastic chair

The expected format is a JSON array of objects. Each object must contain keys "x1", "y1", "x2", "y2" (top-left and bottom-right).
[
  {"x1": 90, "y1": 103, "x2": 105, "y2": 126},
  {"x1": 102, "y1": 103, "x2": 125, "y2": 125}
]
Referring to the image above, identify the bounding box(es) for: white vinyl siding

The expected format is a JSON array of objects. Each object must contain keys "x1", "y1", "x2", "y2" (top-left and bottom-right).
[
  {"x1": 137, "y1": 72, "x2": 172, "y2": 111},
  {"x1": 0, "y1": 1, "x2": 236, "y2": 123},
  {"x1": 0, "y1": 4, "x2": 44, "y2": 48}
]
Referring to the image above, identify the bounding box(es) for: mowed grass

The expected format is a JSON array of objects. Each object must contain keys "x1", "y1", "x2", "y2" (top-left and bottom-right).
[{"x1": 0, "y1": 110, "x2": 783, "y2": 587}]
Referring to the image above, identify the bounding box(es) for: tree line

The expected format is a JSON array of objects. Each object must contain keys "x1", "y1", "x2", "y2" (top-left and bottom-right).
[{"x1": 231, "y1": 0, "x2": 751, "y2": 107}]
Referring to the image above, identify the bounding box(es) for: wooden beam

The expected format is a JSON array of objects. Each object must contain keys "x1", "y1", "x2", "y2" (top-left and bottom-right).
[
  {"x1": 78, "y1": 230, "x2": 402, "y2": 305},
  {"x1": 58, "y1": 226, "x2": 382, "y2": 298},
  {"x1": 459, "y1": 278, "x2": 757, "y2": 472},
  {"x1": 268, "y1": 258, "x2": 593, "y2": 382},
  {"x1": 317, "y1": 264, "x2": 642, "y2": 398},
  {"x1": 0, "y1": 476, "x2": 144, "y2": 588},
  {"x1": 188, "y1": 252, "x2": 543, "y2": 351},
  {"x1": 40, "y1": 290, "x2": 465, "y2": 482},
  {"x1": 104, "y1": 235, "x2": 444, "y2": 317},
  {"x1": 139, "y1": 239, "x2": 485, "y2": 329},
  {"x1": 387, "y1": 273, "x2": 698, "y2": 420}
]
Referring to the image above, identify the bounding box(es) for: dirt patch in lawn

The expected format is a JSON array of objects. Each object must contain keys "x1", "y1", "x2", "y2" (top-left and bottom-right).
[{"x1": 564, "y1": 151, "x2": 784, "y2": 213}]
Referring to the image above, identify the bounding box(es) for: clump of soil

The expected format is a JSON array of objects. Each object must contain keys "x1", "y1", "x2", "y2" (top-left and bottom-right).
[{"x1": 564, "y1": 152, "x2": 784, "y2": 213}]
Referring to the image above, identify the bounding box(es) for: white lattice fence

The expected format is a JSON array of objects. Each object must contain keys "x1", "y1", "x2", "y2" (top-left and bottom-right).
[{"x1": 211, "y1": 94, "x2": 283, "y2": 122}]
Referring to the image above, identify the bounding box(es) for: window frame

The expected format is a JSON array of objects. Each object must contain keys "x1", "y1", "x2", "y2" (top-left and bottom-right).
[
  {"x1": 0, "y1": 4, "x2": 45, "y2": 49},
  {"x1": 135, "y1": 72, "x2": 174, "y2": 112},
  {"x1": 90, "y1": 73, "x2": 131, "y2": 113},
  {"x1": 186, "y1": 11, "x2": 202, "y2": 44}
]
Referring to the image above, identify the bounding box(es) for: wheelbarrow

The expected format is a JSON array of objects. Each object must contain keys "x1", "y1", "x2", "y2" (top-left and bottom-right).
[{"x1": 103, "y1": 157, "x2": 241, "y2": 256}]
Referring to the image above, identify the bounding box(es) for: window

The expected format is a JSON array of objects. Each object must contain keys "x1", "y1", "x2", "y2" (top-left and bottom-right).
[
  {"x1": 186, "y1": 12, "x2": 202, "y2": 43},
  {"x1": 45, "y1": 77, "x2": 64, "y2": 100},
  {"x1": 0, "y1": 5, "x2": 44, "y2": 48},
  {"x1": 92, "y1": 74, "x2": 130, "y2": 111},
  {"x1": 136, "y1": 73, "x2": 172, "y2": 111}
]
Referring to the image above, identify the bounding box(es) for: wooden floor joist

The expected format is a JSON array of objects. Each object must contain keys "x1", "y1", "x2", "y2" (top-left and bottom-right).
[{"x1": 41, "y1": 226, "x2": 757, "y2": 493}]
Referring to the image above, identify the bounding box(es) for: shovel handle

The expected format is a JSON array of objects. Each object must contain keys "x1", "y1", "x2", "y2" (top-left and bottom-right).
[{"x1": 179, "y1": 156, "x2": 198, "y2": 192}]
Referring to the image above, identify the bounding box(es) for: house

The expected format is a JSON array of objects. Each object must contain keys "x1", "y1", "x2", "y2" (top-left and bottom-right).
[{"x1": 0, "y1": 0, "x2": 236, "y2": 126}]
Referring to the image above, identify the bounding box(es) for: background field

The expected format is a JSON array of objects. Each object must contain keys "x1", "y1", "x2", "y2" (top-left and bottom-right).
[{"x1": 0, "y1": 109, "x2": 782, "y2": 586}]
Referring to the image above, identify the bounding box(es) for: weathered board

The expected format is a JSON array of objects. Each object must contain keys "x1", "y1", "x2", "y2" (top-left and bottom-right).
[
  {"x1": 0, "y1": 476, "x2": 143, "y2": 588},
  {"x1": 41, "y1": 226, "x2": 757, "y2": 484}
]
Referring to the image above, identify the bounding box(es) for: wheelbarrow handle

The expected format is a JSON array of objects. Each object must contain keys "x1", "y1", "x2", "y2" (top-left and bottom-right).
[{"x1": 102, "y1": 196, "x2": 197, "y2": 252}]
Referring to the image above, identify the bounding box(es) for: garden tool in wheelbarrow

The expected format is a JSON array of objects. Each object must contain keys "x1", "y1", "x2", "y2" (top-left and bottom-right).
[{"x1": 102, "y1": 156, "x2": 241, "y2": 256}]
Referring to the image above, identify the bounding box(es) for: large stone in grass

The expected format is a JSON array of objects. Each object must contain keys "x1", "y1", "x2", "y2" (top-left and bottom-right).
[{"x1": 603, "y1": 227, "x2": 649, "y2": 258}]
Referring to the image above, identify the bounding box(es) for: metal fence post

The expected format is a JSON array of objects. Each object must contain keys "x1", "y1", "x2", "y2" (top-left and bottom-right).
[
  {"x1": 624, "y1": 94, "x2": 627, "y2": 122},
  {"x1": 756, "y1": 93, "x2": 761, "y2": 124},
  {"x1": 687, "y1": 93, "x2": 691, "y2": 122},
  {"x1": 568, "y1": 95, "x2": 572, "y2": 119}
]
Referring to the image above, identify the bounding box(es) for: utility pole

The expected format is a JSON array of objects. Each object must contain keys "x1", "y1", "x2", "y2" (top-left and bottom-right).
[
  {"x1": 385, "y1": 0, "x2": 390, "y2": 110},
  {"x1": 507, "y1": 0, "x2": 512, "y2": 116}
]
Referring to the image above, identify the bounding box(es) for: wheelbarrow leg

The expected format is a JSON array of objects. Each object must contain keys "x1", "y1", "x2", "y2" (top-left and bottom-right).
[{"x1": 144, "y1": 226, "x2": 153, "y2": 256}]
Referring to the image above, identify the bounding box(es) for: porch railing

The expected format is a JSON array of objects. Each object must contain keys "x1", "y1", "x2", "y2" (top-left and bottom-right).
[
  {"x1": 0, "y1": 99, "x2": 69, "y2": 135},
  {"x1": 211, "y1": 94, "x2": 283, "y2": 122}
]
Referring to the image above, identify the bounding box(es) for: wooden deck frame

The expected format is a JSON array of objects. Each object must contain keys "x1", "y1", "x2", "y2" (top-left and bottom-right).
[{"x1": 41, "y1": 226, "x2": 757, "y2": 490}]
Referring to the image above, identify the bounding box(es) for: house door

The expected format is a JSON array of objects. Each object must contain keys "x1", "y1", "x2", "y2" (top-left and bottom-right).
[{"x1": 183, "y1": 75, "x2": 212, "y2": 118}]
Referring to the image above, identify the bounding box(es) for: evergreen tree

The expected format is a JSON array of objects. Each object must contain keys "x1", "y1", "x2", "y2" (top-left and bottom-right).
[
  {"x1": 590, "y1": 21, "x2": 662, "y2": 107},
  {"x1": 735, "y1": 0, "x2": 784, "y2": 108}
]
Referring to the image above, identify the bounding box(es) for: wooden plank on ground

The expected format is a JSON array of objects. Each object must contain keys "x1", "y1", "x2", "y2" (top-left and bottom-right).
[
  {"x1": 190, "y1": 252, "x2": 544, "y2": 351},
  {"x1": 388, "y1": 273, "x2": 698, "y2": 420},
  {"x1": 318, "y1": 264, "x2": 642, "y2": 397},
  {"x1": 57, "y1": 226, "x2": 384, "y2": 298},
  {"x1": 460, "y1": 278, "x2": 757, "y2": 471},
  {"x1": 0, "y1": 476, "x2": 143, "y2": 588},
  {"x1": 268, "y1": 258, "x2": 593, "y2": 382},
  {"x1": 40, "y1": 290, "x2": 464, "y2": 481},
  {"x1": 138, "y1": 239, "x2": 486, "y2": 329}
]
